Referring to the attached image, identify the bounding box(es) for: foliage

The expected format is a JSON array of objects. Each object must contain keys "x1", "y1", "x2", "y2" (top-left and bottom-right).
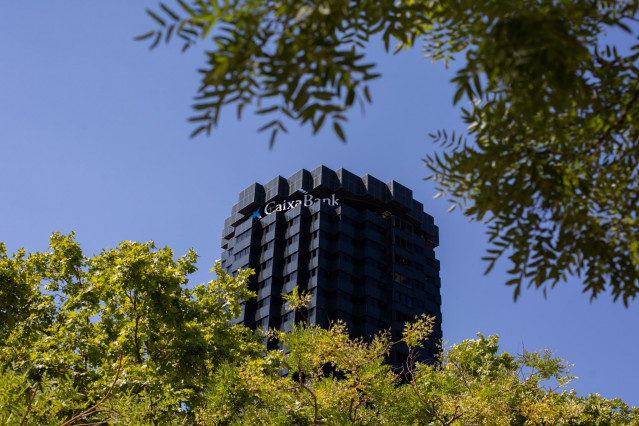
[
  {"x1": 196, "y1": 288, "x2": 637, "y2": 425},
  {"x1": 136, "y1": 0, "x2": 428, "y2": 144},
  {"x1": 2, "y1": 236, "x2": 637, "y2": 424},
  {"x1": 198, "y1": 324, "x2": 639, "y2": 425},
  {"x1": 140, "y1": 0, "x2": 639, "y2": 303},
  {"x1": 421, "y1": 1, "x2": 639, "y2": 305},
  {"x1": 0, "y1": 233, "x2": 262, "y2": 424}
]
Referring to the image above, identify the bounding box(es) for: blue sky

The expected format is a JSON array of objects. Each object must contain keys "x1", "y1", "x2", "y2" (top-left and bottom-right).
[{"x1": 2, "y1": 3, "x2": 638, "y2": 405}]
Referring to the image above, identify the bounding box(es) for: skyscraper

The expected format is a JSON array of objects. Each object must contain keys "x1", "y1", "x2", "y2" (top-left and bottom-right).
[{"x1": 220, "y1": 166, "x2": 442, "y2": 363}]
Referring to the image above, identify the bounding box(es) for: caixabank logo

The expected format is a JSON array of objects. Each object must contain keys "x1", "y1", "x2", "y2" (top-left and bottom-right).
[{"x1": 248, "y1": 192, "x2": 340, "y2": 220}]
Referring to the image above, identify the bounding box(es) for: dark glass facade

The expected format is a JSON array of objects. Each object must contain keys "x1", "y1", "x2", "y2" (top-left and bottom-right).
[{"x1": 220, "y1": 166, "x2": 442, "y2": 363}]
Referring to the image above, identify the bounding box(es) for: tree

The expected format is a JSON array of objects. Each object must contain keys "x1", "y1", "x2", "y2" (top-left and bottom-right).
[
  {"x1": 0, "y1": 233, "x2": 262, "y2": 424},
  {"x1": 2, "y1": 236, "x2": 637, "y2": 424},
  {"x1": 138, "y1": 0, "x2": 639, "y2": 303},
  {"x1": 196, "y1": 291, "x2": 639, "y2": 425}
]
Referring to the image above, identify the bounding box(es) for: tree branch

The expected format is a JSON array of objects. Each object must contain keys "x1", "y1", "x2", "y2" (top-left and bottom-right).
[
  {"x1": 296, "y1": 364, "x2": 325, "y2": 425},
  {"x1": 19, "y1": 382, "x2": 40, "y2": 426},
  {"x1": 60, "y1": 349, "x2": 123, "y2": 426}
]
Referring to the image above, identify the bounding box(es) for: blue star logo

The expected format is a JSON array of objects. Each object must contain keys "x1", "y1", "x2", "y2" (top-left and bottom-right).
[{"x1": 249, "y1": 209, "x2": 261, "y2": 219}]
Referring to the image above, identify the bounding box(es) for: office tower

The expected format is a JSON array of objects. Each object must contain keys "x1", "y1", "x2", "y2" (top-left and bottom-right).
[{"x1": 220, "y1": 166, "x2": 442, "y2": 363}]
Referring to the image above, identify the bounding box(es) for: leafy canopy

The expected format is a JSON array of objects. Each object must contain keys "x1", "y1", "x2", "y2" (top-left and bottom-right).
[
  {"x1": 0, "y1": 233, "x2": 262, "y2": 424},
  {"x1": 1, "y1": 235, "x2": 637, "y2": 424},
  {"x1": 140, "y1": 0, "x2": 639, "y2": 303}
]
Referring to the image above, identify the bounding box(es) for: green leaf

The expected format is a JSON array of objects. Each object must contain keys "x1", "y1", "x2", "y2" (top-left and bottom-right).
[
  {"x1": 333, "y1": 122, "x2": 346, "y2": 142},
  {"x1": 256, "y1": 106, "x2": 278, "y2": 115},
  {"x1": 146, "y1": 9, "x2": 167, "y2": 27},
  {"x1": 269, "y1": 128, "x2": 278, "y2": 148},
  {"x1": 160, "y1": 3, "x2": 180, "y2": 21},
  {"x1": 134, "y1": 31, "x2": 155, "y2": 41},
  {"x1": 363, "y1": 86, "x2": 372, "y2": 103}
]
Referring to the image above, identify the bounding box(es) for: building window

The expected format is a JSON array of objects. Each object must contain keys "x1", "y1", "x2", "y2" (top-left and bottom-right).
[
  {"x1": 394, "y1": 253, "x2": 411, "y2": 267},
  {"x1": 394, "y1": 235, "x2": 411, "y2": 249},
  {"x1": 284, "y1": 271, "x2": 298, "y2": 283},
  {"x1": 259, "y1": 277, "x2": 272, "y2": 289},
  {"x1": 338, "y1": 252, "x2": 355, "y2": 264},
  {"x1": 393, "y1": 291, "x2": 414, "y2": 308},
  {"x1": 367, "y1": 239, "x2": 385, "y2": 253},
  {"x1": 317, "y1": 268, "x2": 333, "y2": 280},
  {"x1": 287, "y1": 234, "x2": 299, "y2": 245},
  {"x1": 340, "y1": 216, "x2": 359, "y2": 228},
  {"x1": 366, "y1": 222, "x2": 385, "y2": 234},
  {"x1": 365, "y1": 258, "x2": 384, "y2": 271},
  {"x1": 363, "y1": 277, "x2": 381, "y2": 288},
  {"x1": 393, "y1": 272, "x2": 411, "y2": 287},
  {"x1": 338, "y1": 271, "x2": 355, "y2": 283},
  {"x1": 234, "y1": 247, "x2": 250, "y2": 261},
  {"x1": 263, "y1": 223, "x2": 275, "y2": 234},
  {"x1": 395, "y1": 311, "x2": 414, "y2": 323},
  {"x1": 342, "y1": 235, "x2": 357, "y2": 247},
  {"x1": 282, "y1": 311, "x2": 294, "y2": 322},
  {"x1": 319, "y1": 249, "x2": 336, "y2": 261},
  {"x1": 263, "y1": 240, "x2": 275, "y2": 251},
  {"x1": 286, "y1": 253, "x2": 298, "y2": 264},
  {"x1": 395, "y1": 218, "x2": 414, "y2": 233},
  {"x1": 236, "y1": 230, "x2": 251, "y2": 243},
  {"x1": 261, "y1": 258, "x2": 273, "y2": 270},
  {"x1": 288, "y1": 216, "x2": 300, "y2": 228}
]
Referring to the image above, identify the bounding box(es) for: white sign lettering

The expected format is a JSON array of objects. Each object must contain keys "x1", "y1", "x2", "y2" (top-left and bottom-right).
[{"x1": 264, "y1": 194, "x2": 339, "y2": 215}]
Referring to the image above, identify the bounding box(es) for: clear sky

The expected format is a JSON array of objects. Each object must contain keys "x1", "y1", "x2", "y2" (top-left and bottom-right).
[{"x1": 2, "y1": 2, "x2": 638, "y2": 406}]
